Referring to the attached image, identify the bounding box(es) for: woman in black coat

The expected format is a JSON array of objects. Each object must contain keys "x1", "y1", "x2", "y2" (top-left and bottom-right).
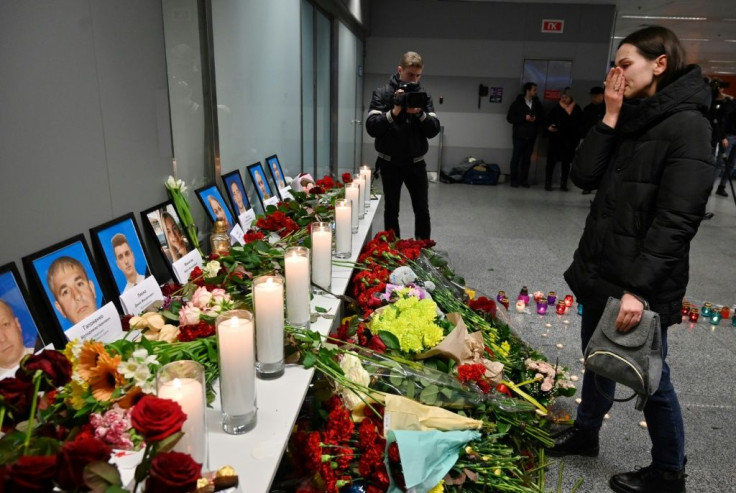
[
  {"x1": 549, "y1": 26, "x2": 712, "y2": 493},
  {"x1": 544, "y1": 88, "x2": 583, "y2": 191}
]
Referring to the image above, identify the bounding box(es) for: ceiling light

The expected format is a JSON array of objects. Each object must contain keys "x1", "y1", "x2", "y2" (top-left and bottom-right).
[
  {"x1": 680, "y1": 38, "x2": 710, "y2": 42},
  {"x1": 709, "y1": 60, "x2": 736, "y2": 64},
  {"x1": 713, "y1": 71, "x2": 736, "y2": 75},
  {"x1": 724, "y1": 40, "x2": 736, "y2": 43},
  {"x1": 620, "y1": 15, "x2": 707, "y2": 21}
]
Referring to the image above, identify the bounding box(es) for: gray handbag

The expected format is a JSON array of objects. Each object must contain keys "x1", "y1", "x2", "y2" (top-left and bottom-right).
[{"x1": 583, "y1": 297, "x2": 663, "y2": 411}]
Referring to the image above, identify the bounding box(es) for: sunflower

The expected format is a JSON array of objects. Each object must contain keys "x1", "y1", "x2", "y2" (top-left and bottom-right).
[
  {"x1": 88, "y1": 352, "x2": 125, "y2": 401},
  {"x1": 77, "y1": 341, "x2": 108, "y2": 380}
]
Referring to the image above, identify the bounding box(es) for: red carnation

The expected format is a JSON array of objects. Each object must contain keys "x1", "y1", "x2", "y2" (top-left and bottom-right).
[
  {"x1": 130, "y1": 395, "x2": 187, "y2": 443},
  {"x1": 145, "y1": 451, "x2": 202, "y2": 493}
]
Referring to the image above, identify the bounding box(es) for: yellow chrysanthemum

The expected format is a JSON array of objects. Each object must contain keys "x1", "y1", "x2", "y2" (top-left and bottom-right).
[
  {"x1": 369, "y1": 294, "x2": 445, "y2": 353},
  {"x1": 429, "y1": 480, "x2": 445, "y2": 493},
  {"x1": 67, "y1": 379, "x2": 88, "y2": 410},
  {"x1": 500, "y1": 341, "x2": 511, "y2": 358}
]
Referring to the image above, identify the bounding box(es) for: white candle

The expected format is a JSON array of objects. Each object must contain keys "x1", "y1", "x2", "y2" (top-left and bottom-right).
[
  {"x1": 353, "y1": 175, "x2": 366, "y2": 218},
  {"x1": 360, "y1": 166, "x2": 372, "y2": 207},
  {"x1": 217, "y1": 316, "x2": 256, "y2": 415},
  {"x1": 285, "y1": 247, "x2": 310, "y2": 325},
  {"x1": 335, "y1": 200, "x2": 352, "y2": 257},
  {"x1": 311, "y1": 224, "x2": 332, "y2": 290},
  {"x1": 344, "y1": 183, "x2": 360, "y2": 233},
  {"x1": 157, "y1": 377, "x2": 206, "y2": 464},
  {"x1": 253, "y1": 277, "x2": 284, "y2": 364}
]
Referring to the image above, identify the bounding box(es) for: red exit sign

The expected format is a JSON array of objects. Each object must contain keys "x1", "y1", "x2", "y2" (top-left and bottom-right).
[{"x1": 542, "y1": 19, "x2": 564, "y2": 33}]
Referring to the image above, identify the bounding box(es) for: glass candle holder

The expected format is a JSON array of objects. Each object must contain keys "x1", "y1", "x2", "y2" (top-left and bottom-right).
[
  {"x1": 547, "y1": 291, "x2": 557, "y2": 306},
  {"x1": 536, "y1": 300, "x2": 548, "y2": 315},
  {"x1": 701, "y1": 302, "x2": 713, "y2": 317},
  {"x1": 518, "y1": 286, "x2": 530, "y2": 305},
  {"x1": 311, "y1": 223, "x2": 332, "y2": 293},
  {"x1": 533, "y1": 291, "x2": 545, "y2": 303},
  {"x1": 577, "y1": 303, "x2": 584, "y2": 316},
  {"x1": 334, "y1": 199, "x2": 352, "y2": 258},
  {"x1": 515, "y1": 300, "x2": 526, "y2": 312},
  {"x1": 681, "y1": 301, "x2": 691, "y2": 316},
  {"x1": 353, "y1": 174, "x2": 366, "y2": 219},
  {"x1": 720, "y1": 306, "x2": 731, "y2": 319},
  {"x1": 344, "y1": 183, "x2": 360, "y2": 233},
  {"x1": 252, "y1": 275, "x2": 285, "y2": 379},
  {"x1": 710, "y1": 312, "x2": 721, "y2": 325},
  {"x1": 360, "y1": 165, "x2": 372, "y2": 209},
  {"x1": 496, "y1": 290, "x2": 506, "y2": 303},
  {"x1": 731, "y1": 314, "x2": 736, "y2": 327},
  {"x1": 688, "y1": 308, "x2": 699, "y2": 323},
  {"x1": 564, "y1": 294, "x2": 574, "y2": 307},
  {"x1": 156, "y1": 361, "x2": 207, "y2": 468},
  {"x1": 215, "y1": 310, "x2": 257, "y2": 434},
  {"x1": 500, "y1": 296, "x2": 509, "y2": 310},
  {"x1": 285, "y1": 247, "x2": 311, "y2": 327},
  {"x1": 556, "y1": 300, "x2": 566, "y2": 315}
]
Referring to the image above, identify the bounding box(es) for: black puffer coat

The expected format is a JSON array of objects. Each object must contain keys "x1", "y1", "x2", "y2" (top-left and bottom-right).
[{"x1": 564, "y1": 65, "x2": 713, "y2": 327}]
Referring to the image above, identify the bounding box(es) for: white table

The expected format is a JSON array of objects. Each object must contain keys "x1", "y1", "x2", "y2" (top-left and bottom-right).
[{"x1": 206, "y1": 196, "x2": 381, "y2": 491}]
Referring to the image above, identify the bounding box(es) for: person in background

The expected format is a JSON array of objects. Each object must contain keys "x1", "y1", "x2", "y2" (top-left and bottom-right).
[
  {"x1": 579, "y1": 86, "x2": 606, "y2": 194},
  {"x1": 506, "y1": 82, "x2": 544, "y2": 188},
  {"x1": 544, "y1": 87, "x2": 582, "y2": 191},
  {"x1": 366, "y1": 51, "x2": 440, "y2": 240},
  {"x1": 708, "y1": 78, "x2": 734, "y2": 197},
  {"x1": 550, "y1": 26, "x2": 712, "y2": 493}
]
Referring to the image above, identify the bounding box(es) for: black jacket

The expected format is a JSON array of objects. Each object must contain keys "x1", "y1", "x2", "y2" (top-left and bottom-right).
[
  {"x1": 366, "y1": 74, "x2": 440, "y2": 160},
  {"x1": 545, "y1": 103, "x2": 583, "y2": 163},
  {"x1": 564, "y1": 66, "x2": 713, "y2": 326},
  {"x1": 709, "y1": 96, "x2": 735, "y2": 143},
  {"x1": 506, "y1": 94, "x2": 544, "y2": 139},
  {"x1": 581, "y1": 101, "x2": 605, "y2": 138}
]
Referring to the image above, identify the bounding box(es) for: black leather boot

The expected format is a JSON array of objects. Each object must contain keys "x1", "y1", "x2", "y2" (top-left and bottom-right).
[
  {"x1": 547, "y1": 424, "x2": 599, "y2": 457},
  {"x1": 609, "y1": 464, "x2": 686, "y2": 493}
]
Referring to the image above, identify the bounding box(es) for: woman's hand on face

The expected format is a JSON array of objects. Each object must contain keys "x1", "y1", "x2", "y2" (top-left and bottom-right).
[
  {"x1": 602, "y1": 67, "x2": 625, "y2": 128},
  {"x1": 615, "y1": 293, "x2": 645, "y2": 332}
]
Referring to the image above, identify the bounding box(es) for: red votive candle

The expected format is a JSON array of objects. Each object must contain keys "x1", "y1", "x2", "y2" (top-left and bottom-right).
[{"x1": 564, "y1": 294, "x2": 574, "y2": 307}]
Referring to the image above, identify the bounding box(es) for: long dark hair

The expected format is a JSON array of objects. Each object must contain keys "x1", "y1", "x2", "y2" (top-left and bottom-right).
[{"x1": 619, "y1": 25, "x2": 686, "y2": 92}]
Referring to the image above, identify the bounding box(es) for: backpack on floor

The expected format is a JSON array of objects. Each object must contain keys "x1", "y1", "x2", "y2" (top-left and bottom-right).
[{"x1": 463, "y1": 162, "x2": 500, "y2": 185}]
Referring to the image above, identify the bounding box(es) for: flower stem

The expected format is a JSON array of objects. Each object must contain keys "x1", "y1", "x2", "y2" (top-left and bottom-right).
[{"x1": 23, "y1": 371, "x2": 43, "y2": 454}]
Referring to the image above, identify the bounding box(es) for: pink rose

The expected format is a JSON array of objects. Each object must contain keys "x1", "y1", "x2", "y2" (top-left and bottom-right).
[
  {"x1": 190, "y1": 286, "x2": 212, "y2": 309},
  {"x1": 210, "y1": 288, "x2": 228, "y2": 304},
  {"x1": 178, "y1": 304, "x2": 201, "y2": 326}
]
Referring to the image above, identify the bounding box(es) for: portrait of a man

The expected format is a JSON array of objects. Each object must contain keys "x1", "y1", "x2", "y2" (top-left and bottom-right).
[
  {"x1": 222, "y1": 171, "x2": 251, "y2": 217},
  {"x1": 111, "y1": 234, "x2": 146, "y2": 292},
  {"x1": 248, "y1": 162, "x2": 274, "y2": 205},
  {"x1": 47, "y1": 256, "x2": 99, "y2": 326},
  {"x1": 195, "y1": 185, "x2": 236, "y2": 232},
  {"x1": 0, "y1": 299, "x2": 35, "y2": 379}
]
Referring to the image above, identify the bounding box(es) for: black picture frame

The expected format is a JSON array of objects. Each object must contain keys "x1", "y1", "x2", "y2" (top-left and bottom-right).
[
  {"x1": 247, "y1": 161, "x2": 275, "y2": 209},
  {"x1": 195, "y1": 184, "x2": 236, "y2": 232},
  {"x1": 22, "y1": 235, "x2": 109, "y2": 336},
  {"x1": 265, "y1": 154, "x2": 288, "y2": 195},
  {"x1": 221, "y1": 169, "x2": 252, "y2": 217},
  {"x1": 90, "y1": 213, "x2": 153, "y2": 298},
  {"x1": 140, "y1": 201, "x2": 194, "y2": 280},
  {"x1": 0, "y1": 262, "x2": 55, "y2": 370}
]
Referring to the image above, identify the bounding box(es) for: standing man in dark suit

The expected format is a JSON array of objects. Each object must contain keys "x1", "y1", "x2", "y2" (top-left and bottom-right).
[{"x1": 507, "y1": 82, "x2": 544, "y2": 188}]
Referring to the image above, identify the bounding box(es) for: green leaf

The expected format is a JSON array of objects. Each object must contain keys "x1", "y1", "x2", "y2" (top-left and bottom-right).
[
  {"x1": 83, "y1": 461, "x2": 122, "y2": 491},
  {"x1": 419, "y1": 384, "x2": 439, "y2": 405},
  {"x1": 389, "y1": 370, "x2": 404, "y2": 387},
  {"x1": 302, "y1": 351, "x2": 318, "y2": 369},
  {"x1": 405, "y1": 382, "x2": 416, "y2": 399},
  {"x1": 314, "y1": 306, "x2": 328, "y2": 313},
  {"x1": 497, "y1": 422, "x2": 511, "y2": 435},
  {"x1": 156, "y1": 431, "x2": 184, "y2": 453},
  {"x1": 378, "y1": 331, "x2": 401, "y2": 351}
]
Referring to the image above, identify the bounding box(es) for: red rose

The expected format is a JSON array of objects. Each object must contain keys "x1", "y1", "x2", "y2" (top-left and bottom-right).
[
  {"x1": 145, "y1": 451, "x2": 202, "y2": 493},
  {"x1": 0, "y1": 377, "x2": 34, "y2": 419},
  {"x1": 16, "y1": 349, "x2": 72, "y2": 388},
  {"x1": 342, "y1": 173, "x2": 353, "y2": 184},
  {"x1": 56, "y1": 435, "x2": 111, "y2": 490},
  {"x1": 131, "y1": 395, "x2": 187, "y2": 442},
  {"x1": 7, "y1": 455, "x2": 57, "y2": 491}
]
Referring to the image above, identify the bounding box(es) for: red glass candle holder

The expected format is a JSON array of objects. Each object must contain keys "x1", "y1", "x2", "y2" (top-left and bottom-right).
[
  {"x1": 720, "y1": 306, "x2": 730, "y2": 319},
  {"x1": 680, "y1": 301, "x2": 690, "y2": 316},
  {"x1": 688, "y1": 308, "x2": 699, "y2": 323},
  {"x1": 533, "y1": 290, "x2": 545, "y2": 303},
  {"x1": 556, "y1": 300, "x2": 566, "y2": 315},
  {"x1": 564, "y1": 294, "x2": 574, "y2": 307},
  {"x1": 500, "y1": 296, "x2": 509, "y2": 310}
]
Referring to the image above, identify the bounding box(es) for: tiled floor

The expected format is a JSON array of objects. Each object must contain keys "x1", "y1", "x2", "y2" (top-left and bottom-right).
[{"x1": 373, "y1": 176, "x2": 736, "y2": 492}]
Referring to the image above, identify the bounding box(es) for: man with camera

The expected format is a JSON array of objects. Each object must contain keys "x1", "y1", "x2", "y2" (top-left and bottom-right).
[{"x1": 366, "y1": 51, "x2": 440, "y2": 240}]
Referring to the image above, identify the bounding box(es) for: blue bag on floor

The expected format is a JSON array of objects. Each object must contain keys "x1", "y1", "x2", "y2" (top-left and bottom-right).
[{"x1": 463, "y1": 162, "x2": 500, "y2": 185}]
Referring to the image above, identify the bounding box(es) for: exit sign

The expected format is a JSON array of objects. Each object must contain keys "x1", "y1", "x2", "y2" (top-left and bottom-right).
[{"x1": 542, "y1": 19, "x2": 564, "y2": 33}]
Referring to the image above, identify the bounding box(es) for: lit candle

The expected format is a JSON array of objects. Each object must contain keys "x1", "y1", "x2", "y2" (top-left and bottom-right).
[
  {"x1": 518, "y1": 286, "x2": 530, "y2": 305},
  {"x1": 577, "y1": 303, "x2": 583, "y2": 316},
  {"x1": 515, "y1": 300, "x2": 526, "y2": 312},
  {"x1": 253, "y1": 275, "x2": 285, "y2": 377},
  {"x1": 157, "y1": 376, "x2": 206, "y2": 465},
  {"x1": 344, "y1": 183, "x2": 360, "y2": 233},
  {"x1": 496, "y1": 290, "x2": 506, "y2": 303},
  {"x1": 731, "y1": 314, "x2": 736, "y2": 327},
  {"x1": 701, "y1": 302, "x2": 713, "y2": 317},
  {"x1": 720, "y1": 306, "x2": 731, "y2": 319},
  {"x1": 681, "y1": 301, "x2": 690, "y2": 316},
  {"x1": 564, "y1": 294, "x2": 574, "y2": 307},
  {"x1": 335, "y1": 199, "x2": 352, "y2": 258},
  {"x1": 500, "y1": 296, "x2": 509, "y2": 309},
  {"x1": 556, "y1": 300, "x2": 566, "y2": 315},
  {"x1": 547, "y1": 291, "x2": 557, "y2": 306},
  {"x1": 533, "y1": 291, "x2": 545, "y2": 303},
  {"x1": 215, "y1": 311, "x2": 256, "y2": 434},
  {"x1": 360, "y1": 165, "x2": 372, "y2": 209},
  {"x1": 353, "y1": 174, "x2": 366, "y2": 219},
  {"x1": 688, "y1": 308, "x2": 699, "y2": 323},
  {"x1": 536, "y1": 301, "x2": 548, "y2": 315},
  {"x1": 311, "y1": 223, "x2": 332, "y2": 292},
  {"x1": 711, "y1": 312, "x2": 721, "y2": 325},
  {"x1": 285, "y1": 247, "x2": 310, "y2": 326}
]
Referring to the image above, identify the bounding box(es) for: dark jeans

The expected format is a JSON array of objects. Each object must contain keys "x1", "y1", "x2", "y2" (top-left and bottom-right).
[
  {"x1": 576, "y1": 304, "x2": 685, "y2": 472},
  {"x1": 510, "y1": 136, "x2": 535, "y2": 186},
  {"x1": 715, "y1": 135, "x2": 736, "y2": 188},
  {"x1": 380, "y1": 158, "x2": 430, "y2": 239},
  {"x1": 545, "y1": 156, "x2": 571, "y2": 188}
]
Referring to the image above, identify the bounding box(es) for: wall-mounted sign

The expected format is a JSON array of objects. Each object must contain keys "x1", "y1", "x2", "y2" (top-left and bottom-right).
[
  {"x1": 542, "y1": 19, "x2": 564, "y2": 33},
  {"x1": 489, "y1": 87, "x2": 503, "y2": 103}
]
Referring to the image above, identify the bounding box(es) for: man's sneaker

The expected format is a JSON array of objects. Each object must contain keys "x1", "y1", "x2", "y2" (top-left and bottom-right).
[
  {"x1": 609, "y1": 464, "x2": 686, "y2": 493},
  {"x1": 547, "y1": 424, "x2": 599, "y2": 457},
  {"x1": 716, "y1": 186, "x2": 728, "y2": 197}
]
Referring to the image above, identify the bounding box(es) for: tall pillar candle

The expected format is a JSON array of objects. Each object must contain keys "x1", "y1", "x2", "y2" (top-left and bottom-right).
[
  {"x1": 334, "y1": 199, "x2": 352, "y2": 258},
  {"x1": 311, "y1": 223, "x2": 332, "y2": 293},
  {"x1": 344, "y1": 182, "x2": 360, "y2": 233},
  {"x1": 252, "y1": 275, "x2": 285, "y2": 378},
  {"x1": 285, "y1": 246, "x2": 311, "y2": 327},
  {"x1": 156, "y1": 361, "x2": 207, "y2": 468},
  {"x1": 360, "y1": 165, "x2": 372, "y2": 209},
  {"x1": 353, "y1": 174, "x2": 366, "y2": 219},
  {"x1": 215, "y1": 310, "x2": 257, "y2": 434}
]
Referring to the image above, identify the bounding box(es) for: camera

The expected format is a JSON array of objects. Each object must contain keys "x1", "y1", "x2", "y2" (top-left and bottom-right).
[{"x1": 393, "y1": 82, "x2": 428, "y2": 108}]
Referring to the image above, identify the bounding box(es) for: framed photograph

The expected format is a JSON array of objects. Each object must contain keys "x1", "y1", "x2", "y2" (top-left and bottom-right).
[
  {"x1": 22, "y1": 235, "x2": 107, "y2": 334},
  {"x1": 90, "y1": 213, "x2": 152, "y2": 298},
  {"x1": 195, "y1": 184, "x2": 235, "y2": 232},
  {"x1": 140, "y1": 201, "x2": 193, "y2": 278},
  {"x1": 247, "y1": 161, "x2": 276, "y2": 209},
  {"x1": 0, "y1": 262, "x2": 51, "y2": 376},
  {"x1": 265, "y1": 154, "x2": 288, "y2": 191},
  {"x1": 221, "y1": 170, "x2": 252, "y2": 216}
]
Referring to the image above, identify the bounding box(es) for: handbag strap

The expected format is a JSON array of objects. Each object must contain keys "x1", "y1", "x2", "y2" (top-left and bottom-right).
[{"x1": 593, "y1": 374, "x2": 637, "y2": 403}]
